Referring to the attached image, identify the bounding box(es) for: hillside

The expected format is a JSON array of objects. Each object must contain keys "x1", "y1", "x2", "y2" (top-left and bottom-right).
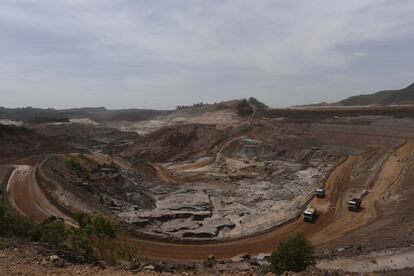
[
  {"x1": 336, "y1": 82, "x2": 414, "y2": 106},
  {"x1": 0, "y1": 107, "x2": 169, "y2": 123},
  {"x1": 0, "y1": 125, "x2": 71, "y2": 160}
]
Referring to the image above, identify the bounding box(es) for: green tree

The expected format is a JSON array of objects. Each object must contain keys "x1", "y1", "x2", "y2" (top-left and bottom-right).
[
  {"x1": 89, "y1": 213, "x2": 117, "y2": 239},
  {"x1": 70, "y1": 212, "x2": 117, "y2": 260},
  {"x1": 269, "y1": 232, "x2": 316, "y2": 274},
  {"x1": 237, "y1": 98, "x2": 253, "y2": 117},
  {"x1": 32, "y1": 216, "x2": 67, "y2": 246},
  {"x1": 0, "y1": 198, "x2": 36, "y2": 237}
]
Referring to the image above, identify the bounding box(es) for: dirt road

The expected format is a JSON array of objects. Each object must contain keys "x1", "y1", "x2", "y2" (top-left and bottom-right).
[
  {"x1": 311, "y1": 142, "x2": 413, "y2": 244},
  {"x1": 7, "y1": 165, "x2": 75, "y2": 226}
]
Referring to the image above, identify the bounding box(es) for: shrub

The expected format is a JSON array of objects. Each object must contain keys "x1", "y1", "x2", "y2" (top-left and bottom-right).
[
  {"x1": 0, "y1": 198, "x2": 36, "y2": 237},
  {"x1": 6, "y1": 215, "x2": 36, "y2": 238},
  {"x1": 70, "y1": 212, "x2": 117, "y2": 260},
  {"x1": 65, "y1": 159, "x2": 89, "y2": 177},
  {"x1": 74, "y1": 212, "x2": 91, "y2": 228},
  {"x1": 70, "y1": 227, "x2": 94, "y2": 259},
  {"x1": 89, "y1": 213, "x2": 117, "y2": 239},
  {"x1": 1, "y1": 201, "x2": 121, "y2": 264},
  {"x1": 237, "y1": 98, "x2": 253, "y2": 117},
  {"x1": 248, "y1": 97, "x2": 268, "y2": 109},
  {"x1": 269, "y1": 232, "x2": 316, "y2": 274},
  {"x1": 32, "y1": 216, "x2": 67, "y2": 246}
]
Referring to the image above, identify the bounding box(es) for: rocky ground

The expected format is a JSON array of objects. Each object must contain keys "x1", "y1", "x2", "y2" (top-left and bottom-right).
[
  {"x1": 1, "y1": 238, "x2": 413, "y2": 275},
  {"x1": 2, "y1": 106, "x2": 414, "y2": 274},
  {"x1": 0, "y1": 238, "x2": 269, "y2": 276}
]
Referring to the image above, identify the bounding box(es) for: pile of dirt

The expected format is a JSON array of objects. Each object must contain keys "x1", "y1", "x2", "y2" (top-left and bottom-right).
[{"x1": 122, "y1": 124, "x2": 229, "y2": 162}]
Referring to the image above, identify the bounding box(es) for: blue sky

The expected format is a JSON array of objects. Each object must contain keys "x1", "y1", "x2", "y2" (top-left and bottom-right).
[{"x1": 1, "y1": 0, "x2": 414, "y2": 109}]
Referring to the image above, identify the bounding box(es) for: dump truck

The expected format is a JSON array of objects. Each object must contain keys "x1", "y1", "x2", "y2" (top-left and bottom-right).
[
  {"x1": 303, "y1": 208, "x2": 317, "y2": 222},
  {"x1": 316, "y1": 188, "x2": 326, "y2": 198},
  {"x1": 347, "y1": 198, "x2": 361, "y2": 211}
]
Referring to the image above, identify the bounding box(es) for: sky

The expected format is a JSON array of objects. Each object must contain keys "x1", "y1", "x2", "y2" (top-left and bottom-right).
[{"x1": 1, "y1": 0, "x2": 414, "y2": 110}]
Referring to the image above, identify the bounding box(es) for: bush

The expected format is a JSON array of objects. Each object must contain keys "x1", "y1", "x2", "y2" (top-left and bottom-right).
[
  {"x1": 89, "y1": 213, "x2": 117, "y2": 239},
  {"x1": 248, "y1": 97, "x2": 268, "y2": 109},
  {"x1": 237, "y1": 98, "x2": 254, "y2": 117},
  {"x1": 269, "y1": 232, "x2": 316, "y2": 274},
  {"x1": 0, "y1": 198, "x2": 36, "y2": 237},
  {"x1": 32, "y1": 216, "x2": 67, "y2": 246},
  {"x1": 65, "y1": 159, "x2": 89, "y2": 177},
  {"x1": 0, "y1": 200, "x2": 121, "y2": 264},
  {"x1": 6, "y1": 215, "x2": 36, "y2": 238},
  {"x1": 70, "y1": 212, "x2": 117, "y2": 260}
]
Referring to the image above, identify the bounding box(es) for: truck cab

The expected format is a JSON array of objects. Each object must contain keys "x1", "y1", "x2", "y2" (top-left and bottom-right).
[
  {"x1": 303, "y1": 208, "x2": 316, "y2": 222},
  {"x1": 347, "y1": 198, "x2": 361, "y2": 211},
  {"x1": 316, "y1": 188, "x2": 325, "y2": 198}
]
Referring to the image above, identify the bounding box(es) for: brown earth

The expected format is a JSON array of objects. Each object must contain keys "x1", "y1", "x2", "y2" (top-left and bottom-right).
[
  {"x1": 5, "y1": 148, "x2": 384, "y2": 261},
  {"x1": 1, "y1": 107, "x2": 414, "y2": 271}
]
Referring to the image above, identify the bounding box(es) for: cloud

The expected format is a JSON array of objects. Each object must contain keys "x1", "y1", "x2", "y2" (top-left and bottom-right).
[{"x1": 0, "y1": 0, "x2": 414, "y2": 109}]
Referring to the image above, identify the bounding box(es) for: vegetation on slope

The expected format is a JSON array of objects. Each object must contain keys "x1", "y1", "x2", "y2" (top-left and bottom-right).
[
  {"x1": 0, "y1": 198, "x2": 135, "y2": 264},
  {"x1": 237, "y1": 98, "x2": 254, "y2": 117},
  {"x1": 270, "y1": 232, "x2": 316, "y2": 274}
]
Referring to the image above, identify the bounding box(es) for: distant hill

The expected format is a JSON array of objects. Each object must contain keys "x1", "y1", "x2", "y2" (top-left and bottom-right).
[
  {"x1": 0, "y1": 107, "x2": 169, "y2": 122},
  {"x1": 296, "y1": 82, "x2": 414, "y2": 107},
  {"x1": 335, "y1": 82, "x2": 414, "y2": 106}
]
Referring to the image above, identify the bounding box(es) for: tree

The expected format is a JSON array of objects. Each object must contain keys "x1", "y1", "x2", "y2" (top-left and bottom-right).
[
  {"x1": 248, "y1": 97, "x2": 268, "y2": 109},
  {"x1": 32, "y1": 216, "x2": 67, "y2": 246},
  {"x1": 269, "y1": 232, "x2": 316, "y2": 274},
  {"x1": 70, "y1": 212, "x2": 117, "y2": 259},
  {"x1": 237, "y1": 98, "x2": 253, "y2": 117}
]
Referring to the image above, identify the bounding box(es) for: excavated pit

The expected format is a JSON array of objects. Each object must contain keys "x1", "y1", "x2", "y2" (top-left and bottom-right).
[
  {"x1": 32, "y1": 114, "x2": 414, "y2": 242},
  {"x1": 39, "y1": 125, "x2": 345, "y2": 241}
]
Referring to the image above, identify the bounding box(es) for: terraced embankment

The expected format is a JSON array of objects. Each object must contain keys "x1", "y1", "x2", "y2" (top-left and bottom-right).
[
  {"x1": 4, "y1": 148, "x2": 393, "y2": 260},
  {"x1": 3, "y1": 114, "x2": 414, "y2": 261}
]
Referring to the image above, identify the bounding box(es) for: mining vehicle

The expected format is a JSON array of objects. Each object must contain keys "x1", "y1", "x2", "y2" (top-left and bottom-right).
[
  {"x1": 347, "y1": 198, "x2": 361, "y2": 211},
  {"x1": 303, "y1": 208, "x2": 317, "y2": 222},
  {"x1": 316, "y1": 188, "x2": 326, "y2": 198}
]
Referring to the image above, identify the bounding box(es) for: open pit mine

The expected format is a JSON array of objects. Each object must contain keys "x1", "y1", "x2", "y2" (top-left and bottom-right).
[{"x1": 1, "y1": 101, "x2": 414, "y2": 269}]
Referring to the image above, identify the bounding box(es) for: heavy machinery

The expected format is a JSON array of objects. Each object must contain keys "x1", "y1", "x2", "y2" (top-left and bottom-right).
[
  {"x1": 316, "y1": 188, "x2": 326, "y2": 198},
  {"x1": 347, "y1": 198, "x2": 361, "y2": 211},
  {"x1": 303, "y1": 208, "x2": 317, "y2": 222}
]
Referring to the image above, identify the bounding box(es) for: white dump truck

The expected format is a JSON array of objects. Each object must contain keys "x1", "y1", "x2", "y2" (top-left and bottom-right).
[
  {"x1": 347, "y1": 198, "x2": 361, "y2": 211},
  {"x1": 303, "y1": 208, "x2": 317, "y2": 222}
]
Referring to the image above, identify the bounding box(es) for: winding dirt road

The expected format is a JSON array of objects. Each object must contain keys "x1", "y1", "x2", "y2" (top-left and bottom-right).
[
  {"x1": 6, "y1": 142, "x2": 411, "y2": 261},
  {"x1": 7, "y1": 165, "x2": 76, "y2": 226}
]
